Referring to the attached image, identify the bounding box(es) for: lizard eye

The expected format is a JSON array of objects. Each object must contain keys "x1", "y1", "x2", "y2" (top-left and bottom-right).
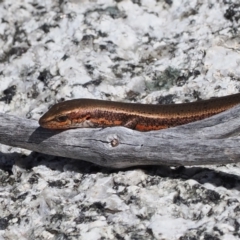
[{"x1": 55, "y1": 115, "x2": 68, "y2": 122}]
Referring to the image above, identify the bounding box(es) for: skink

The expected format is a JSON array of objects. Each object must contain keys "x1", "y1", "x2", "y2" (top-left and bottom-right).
[{"x1": 39, "y1": 93, "x2": 240, "y2": 131}]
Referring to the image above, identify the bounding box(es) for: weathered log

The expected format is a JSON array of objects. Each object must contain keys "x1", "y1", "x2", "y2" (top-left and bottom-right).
[{"x1": 0, "y1": 105, "x2": 240, "y2": 168}]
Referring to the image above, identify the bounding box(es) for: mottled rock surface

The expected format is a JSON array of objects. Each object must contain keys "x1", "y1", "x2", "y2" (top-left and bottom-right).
[{"x1": 0, "y1": 0, "x2": 240, "y2": 239}]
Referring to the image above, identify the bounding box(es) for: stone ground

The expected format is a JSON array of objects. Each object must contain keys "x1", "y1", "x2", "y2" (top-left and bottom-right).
[{"x1": 0, "y1": 0, "x2": 240, "y2": 239}]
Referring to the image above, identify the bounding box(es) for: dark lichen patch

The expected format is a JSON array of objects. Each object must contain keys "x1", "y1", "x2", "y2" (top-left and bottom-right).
[
  {"x1": 173, "y1": 184, "x2": 221, "y2": 206},
  {"x1": 0, "y1": 24, "x2": 29, "y2": 63},
  {"x1": 0, "y1": 218, "x2": 9, "y2": 230},
  {"x1": 192, "y1": 90, "x2": 202, "y2": 101},
  {"x1": 98, "y1": 40, "x2": 117, "y2": 53},
  {"x1": 6, "y1": 47, "x2": 28, "y2": 60},
  {"x1": 39, "y1": 23, "x2": 59, "y2": 34},
  {"x1": 0, "y1": 85, "x2": 17, "y2": 103},
  {"x1": 48, "y1": 180, "x2": 69, "y2": 188},
  {"x1": 126, "y1": 90, "x2": 140, "y2": 101},
  {"x1": 112, "y1": 62, "x2": 144, "y2": 79},
  {"x1": 165, "y1": 0, "x2": 173, "y2": 5},
  {"x1": 61, "y1": 54, "x2": 69, "y2": 61},
  {"x1": 82, "y1": 79, "x2": 102, "y2": 88},
  {"x1": 74, "y1": 213, "x2": 97, "y2": 224},
  {"x1": 157, "y1": 94, "x2": 175, "y2": 105},
  {"x1": 28, "y1": 174, "x2": 40, "y2": 184},
  {"x1": 50, "y1": 213, "x2": 64, "y2": 224},
  {"x1": 179, "y1": 228, "x2": 222, "y2": 240},
  {"x1": 131, "y1": 0, "x2": 141, "y2": 6},
  {"x1": 223, "y1": 4, "x2": 240, "y2": 22},
  {"x1": 176, "y1": 75, "x2": 188, "y2": 86},
  {"x1": 114, "y1": 232, "x2": 125, "y2": 240},
  {"x1": 37, "y1": 69, "x2": 53, "y2": 85},
  {"x1": 17, "y1": 192, "x2": 28, "y2": 200},
  {"x1": 146, "y1": 66, "x2": 181, "y2": 90},
  {"x1": 84, "y1": 64, "x2": 95, "y2": 75},
  {"x1": 80, "y1": 34, "x2": 95, "y2": 47},
  {"x1": 89, "y1": 202, "x2": 106, "y2": 212},
  {"x1": 0, "y1": 169, "x2": 11, "y2": 186},
  {"x1": 27, "y1": 84, "x2": 39, "y2": 99},
  {"x1": 85, "y1": 6, "x2": 126, "y2": 20}
]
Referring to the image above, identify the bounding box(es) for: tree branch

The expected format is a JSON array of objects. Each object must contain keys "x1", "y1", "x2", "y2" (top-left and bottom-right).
[{"x1": 0, "y1": 105, "x2": 240, "y2": 168}]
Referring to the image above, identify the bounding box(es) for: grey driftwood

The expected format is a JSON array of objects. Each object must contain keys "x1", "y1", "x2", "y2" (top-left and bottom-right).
[{"x1": 0, "y1": 105, "x2": 240, "y2": 168}]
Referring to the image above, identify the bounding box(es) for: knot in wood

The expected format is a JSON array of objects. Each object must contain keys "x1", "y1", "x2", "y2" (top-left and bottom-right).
[{"x1": 111, "y1": 138, "x2": 119, "y2": 147}]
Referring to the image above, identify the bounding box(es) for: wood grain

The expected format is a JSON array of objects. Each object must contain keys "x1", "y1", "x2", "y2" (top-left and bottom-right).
[{"x1": 0, "y1": 105, "x2": 240, "y2": 168}]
